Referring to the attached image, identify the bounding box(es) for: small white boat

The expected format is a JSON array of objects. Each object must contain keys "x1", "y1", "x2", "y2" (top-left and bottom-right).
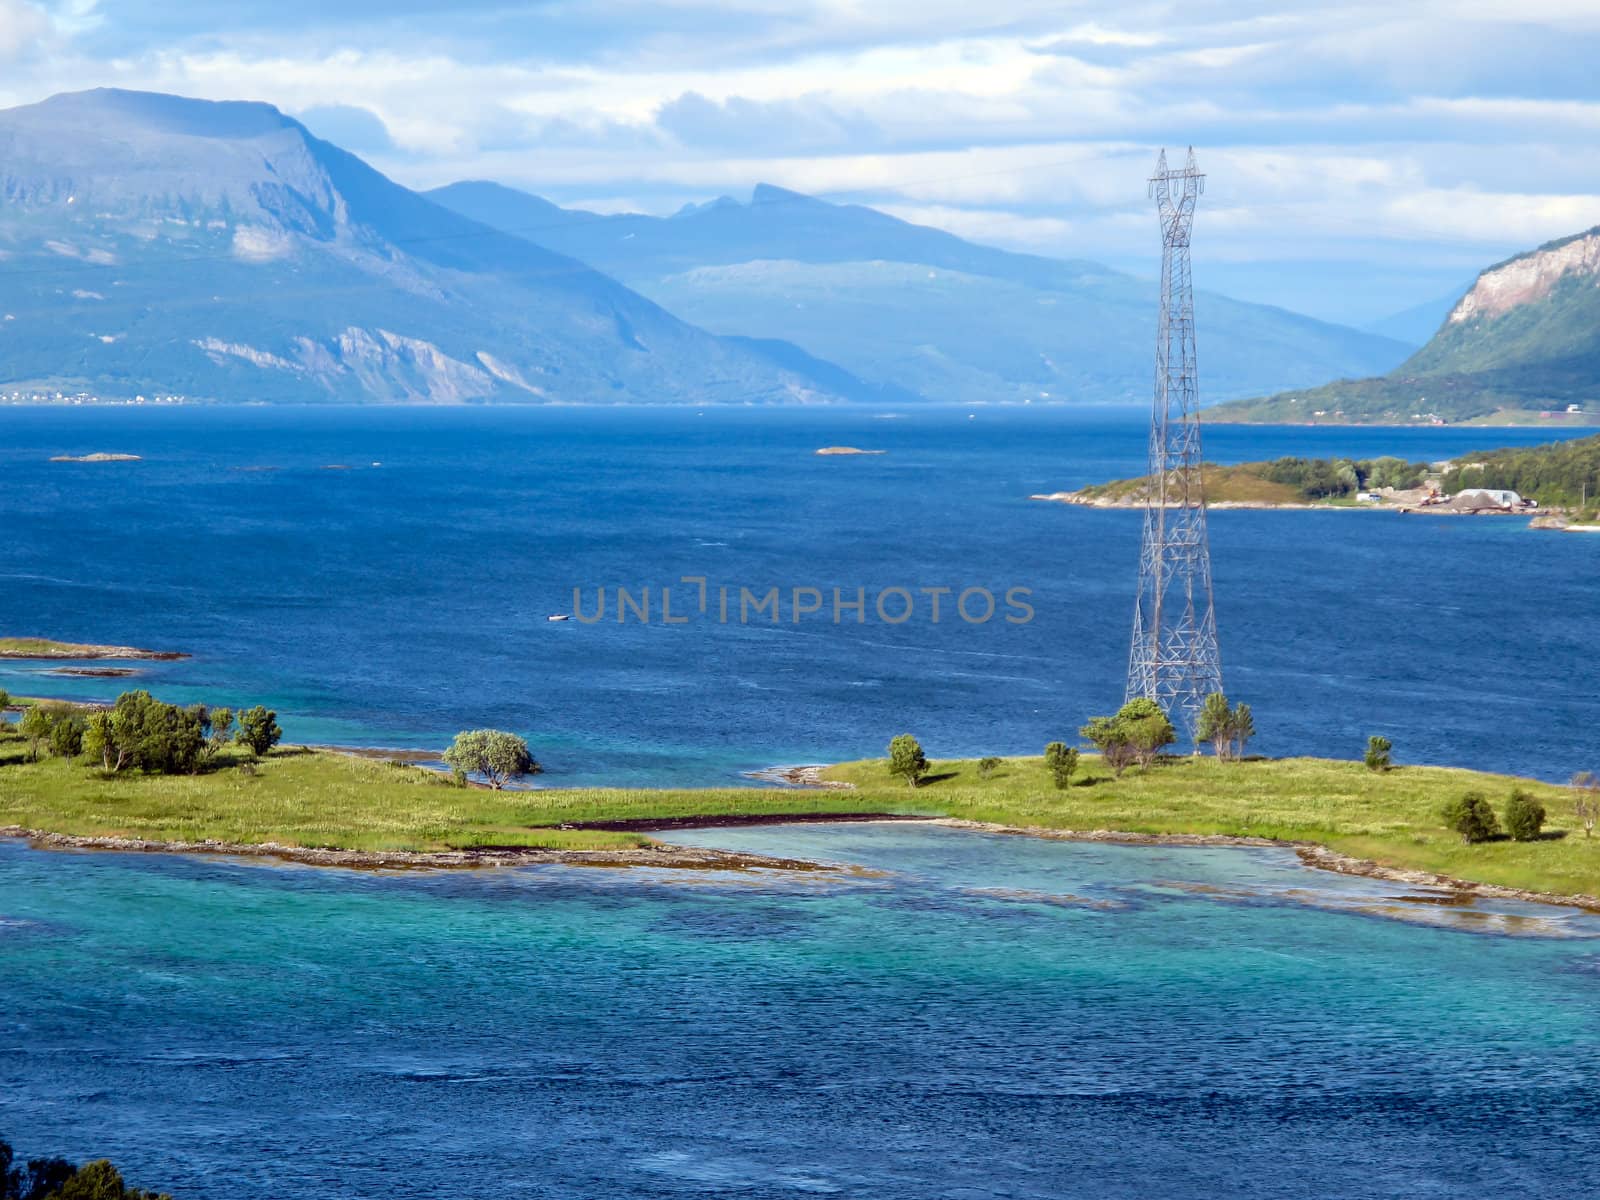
[{"x1": 547, "y1": 614, "x2": 571, "y2": 622}]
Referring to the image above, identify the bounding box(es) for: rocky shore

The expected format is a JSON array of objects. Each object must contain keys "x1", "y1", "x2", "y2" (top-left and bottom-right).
[
  {"x1": 928, "y1": 818, "x2": 1600, "y2": 913},
  {"x1": 0, "y1": 825, "x2": 835, "y2": 874},
  {"x1": 8, "y1": 814, "x2": 1596, "y2": 915},
  {"x1": 742, "y1": 764, "x2": 857, "y2": 789}
]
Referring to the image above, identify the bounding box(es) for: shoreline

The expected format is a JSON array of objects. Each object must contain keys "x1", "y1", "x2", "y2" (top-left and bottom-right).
[
  {"x1": 925, "y1": 819, "x2": 1600, "y2": 913},
  {"x1": 6, "y1": 811, "x2": 1598, "y2": 914},
  {"x1": 0, "y1": 824, "x2": 838, "y2": 874}
]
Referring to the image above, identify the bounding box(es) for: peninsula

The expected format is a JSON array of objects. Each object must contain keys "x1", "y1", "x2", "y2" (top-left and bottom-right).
[{"x1": 1037, "y1": 435, "x2": 1600, "y2": 521}]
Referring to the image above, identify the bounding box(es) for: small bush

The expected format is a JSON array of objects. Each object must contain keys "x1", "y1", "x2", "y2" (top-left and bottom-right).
[
  {"x1": 1441, "y1": 792, "x2": 1499, "y2": 844},
  {"x1": 1364, "y1": 735, "x2": 1392, "y2": 772},
  {"x1": 1503, "y1": 790, "x2": 1547, "y2": 842},
  {"x1": 1044, "y1": 741, "x2": 1079, "y2": 789},
  {"x1": 976, "y1": 756, "x2": 1002, "y2": 780}
]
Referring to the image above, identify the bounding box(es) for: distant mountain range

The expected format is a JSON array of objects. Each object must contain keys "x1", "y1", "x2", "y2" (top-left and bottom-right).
[
  {"x1": 0, "y1": 88, "x2": 1412, "y2": 407},
  {"x1": 1210, "y1": 227, "x2": 1600, "y2": 424},
  {"x1": 1359, "y1": 286, "x2": 1471, "y2": 348},
  {"x1": 0, "y1": 89, "x2": 872, "y2": 404},
  {"x1": 428, "y1": 181, "x2": 1412, "y2": 406}
]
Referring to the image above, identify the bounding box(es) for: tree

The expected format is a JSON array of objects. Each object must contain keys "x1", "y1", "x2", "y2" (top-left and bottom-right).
[
  {"x1": 1197, "y1": 693, "x2": 1233, "y2": 759},
  {"x1": 1079, "y1": 716, "x2": 1136, "y2": 777},
  {"x1": 79, "y1": 692, "x2": 207, "y2": 775},
  {"x1": 1364, "y1": 735, "x2": 1392, "y2": 772},
  {"x1": 1572, "y1": 772, "x2": 1599, "y2": 839},
  {"x1": 83, "y1": 711, "x2": 128, "y2": 773},
  {"x1": 1503, "y1": 790, "x2": 1546, "y2": 842},
  {"x1": 1, "y1": 1141, "x2": 170, "y2": 1200},
  {"x1": 1044, "y1": 741, "x2": 1078, "y2": 789},
  {"x1": 205, "y1": 706, "x2": 234, "y2": 760},
  {"x1": 442, "y1": 729, "x2": 539, "y2": 790},
  {"x1": 17, "y1": 707, "x2": 49, "y2": 761},
  {"x1": 47, "y1": 707, "x2": 86, "y2": 759},
  {"x1": 1441, "y1": 792, "x2": 1500, "y2": 844},
  {"x1": 234, "y1": 705, "x2": 283, "y2": 758},
  {"x1": 1118, "y1": 698, "x2": 1176, "y2": 767},
  {"x1": 1230, "y1": 703, "x2": 1255, "y2": 760},
  {"x1": 0, "y1": 688, "x2": 10, "y2": 711},
  {"x1": 976, "y1": 756, "x2": 1002, "y2": 780},
  {"x1": 1, "y1": 1142, "x2": 74, "y2": 1200},
  {"x1": 886, "y1": 733, "x2": 928, "y2": 788}
]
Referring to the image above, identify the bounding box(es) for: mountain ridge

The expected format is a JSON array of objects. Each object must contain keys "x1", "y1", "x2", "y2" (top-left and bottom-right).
[
  {"x1": 428, "y1": 179, "x2": 1412, "y2": 406},
  {"x1": 1209, "y1": 224, "x2": 1600, "y2": 424},
  {"x1": 0, "y1": 88, "x2": 870, "y2": 404}
]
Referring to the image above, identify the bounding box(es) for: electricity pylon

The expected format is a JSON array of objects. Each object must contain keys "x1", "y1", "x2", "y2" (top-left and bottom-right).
[{"x1": 1125, "y1": 148, "x2": 1222, "y2": 744}]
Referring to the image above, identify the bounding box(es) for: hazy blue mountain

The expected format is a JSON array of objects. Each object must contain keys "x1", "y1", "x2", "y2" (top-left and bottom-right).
[
  {"x1": 428, "y1": 181, "x2": 1413, "y2": 406},
  {"x1": 1211, "y1": 226, "x2": 1600, "y2": 424},
  {"x1": 1361, "y1": 285, "x2": 1473, "y2": 347},
  {"x1": 0, "y1": 89, "x2": 871, "y2": 404}
]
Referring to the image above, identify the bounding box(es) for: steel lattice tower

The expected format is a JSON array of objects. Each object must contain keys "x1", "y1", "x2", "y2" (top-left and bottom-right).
[{"x1": 1126, "y1": 147, "x2": 1222, "y2": 743}]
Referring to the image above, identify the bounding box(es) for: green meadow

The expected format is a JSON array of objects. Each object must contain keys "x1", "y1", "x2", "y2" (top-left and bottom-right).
[{"x1": 2, "y1": 720, "x2": 1595, "y2": 899}]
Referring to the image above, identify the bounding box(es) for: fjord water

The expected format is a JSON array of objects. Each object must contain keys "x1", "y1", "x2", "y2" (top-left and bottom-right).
[
  {"x1": 3, "y1": 827, "x2": 1599, "y2": 1198},
  {"x1": 2, "y1": 405, "x2": 1595, "y2": 783}
]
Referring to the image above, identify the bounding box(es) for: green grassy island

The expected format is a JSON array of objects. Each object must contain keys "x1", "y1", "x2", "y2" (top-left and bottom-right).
[
  {"x1": 2, "y1": 719, "x2": 1595, "y2": 905},
  {"x1": 0, "y1": 636, "x2": 186, "y2": 660}
]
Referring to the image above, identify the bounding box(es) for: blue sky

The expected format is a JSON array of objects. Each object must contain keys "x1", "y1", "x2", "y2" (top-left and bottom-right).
[{"x1": 2, "y1": 1, "x2": 1598, "y2": 325}]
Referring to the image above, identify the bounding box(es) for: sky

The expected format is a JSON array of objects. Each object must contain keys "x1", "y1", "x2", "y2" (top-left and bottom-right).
[{"x1": 1, "y1": 1, "x2": 1598, "y2": 326}]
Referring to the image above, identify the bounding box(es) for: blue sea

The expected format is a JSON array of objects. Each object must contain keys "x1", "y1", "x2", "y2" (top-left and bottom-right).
[
  {"x1": 2, "y1": 827, "x2": 1599, "y2": 1198},
  {"x1": 1, "y1": 405, "x2": 1595, "y2": 783},
  {"x1": 5, "y1": 406, "x2": 1600, "y2": 1198}
]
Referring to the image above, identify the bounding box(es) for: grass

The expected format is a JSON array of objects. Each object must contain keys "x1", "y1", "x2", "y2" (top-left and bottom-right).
[
  {"x1": 0, "y1": 636, "x2": 177, "y2": 659},
  {"x1": 824, "y1": 754, "x2": 1597, "y2": 898},
  {"x1": 2, "y1": 724, "x2": 1596, "y2": 897}
]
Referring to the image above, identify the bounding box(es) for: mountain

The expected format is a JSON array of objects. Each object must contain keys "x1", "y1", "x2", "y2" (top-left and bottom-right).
[
  {"x1": 1210, "y1": 227, "x2": 1600, "y2": 424},
  {"x1": 0, "y1": 89, "x2": 873, "y2": 404},
  {"x1": 427, "y1": 181, "x2": 1413, "y2": 406},
  {"x1": 1361, "y1": 285, "x2": 1472, "y2": 347}
]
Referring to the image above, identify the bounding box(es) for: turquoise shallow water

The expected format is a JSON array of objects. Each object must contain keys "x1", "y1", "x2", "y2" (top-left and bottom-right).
[{"x1": 4, "y1": 825, "x2": 1600, "y2": 1197}]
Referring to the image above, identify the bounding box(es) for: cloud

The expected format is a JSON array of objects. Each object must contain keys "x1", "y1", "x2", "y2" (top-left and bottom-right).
[
  {"x1": 0, "y1": 0, "x2": 1593, "y2": 324},
  {"x1": 297, "y1": 103, "x2": 396, "y2": 153},
  {"x1": 655, "y1": 90, "x2": 880, "y2": 150},
  {"x1": 0, "y1": 0, "x2": 50, "y2": 59}
]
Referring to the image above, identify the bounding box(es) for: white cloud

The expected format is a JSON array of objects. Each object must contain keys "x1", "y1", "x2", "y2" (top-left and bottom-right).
[
  {"x1": 0, "y1": 0, "x2": 49, "y2": 59},
  {"x1": 0, "y1": 0, "x2": 1591, "y2": 322}
]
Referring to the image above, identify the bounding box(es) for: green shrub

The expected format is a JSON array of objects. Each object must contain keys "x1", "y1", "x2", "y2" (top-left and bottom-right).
[
  {"x1": 1043, "y1": 741, "x2": 1078, "y2": 789},
  {"x1": 1503, "y1": 790, "x2": 1547, "y2": 842},
  {"x1": 976, "y1": 756, "x2": 1002, "y2": 780},
  {"x1": 47, "y1": 708, "x2": 86, "y2": 759},
  {"x1": 1364, "y1": 735, "x2": 1392, "y2": 772},
  {"x1": 1441, "y1": 792, "x2": 1500, "y2": 844}
]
